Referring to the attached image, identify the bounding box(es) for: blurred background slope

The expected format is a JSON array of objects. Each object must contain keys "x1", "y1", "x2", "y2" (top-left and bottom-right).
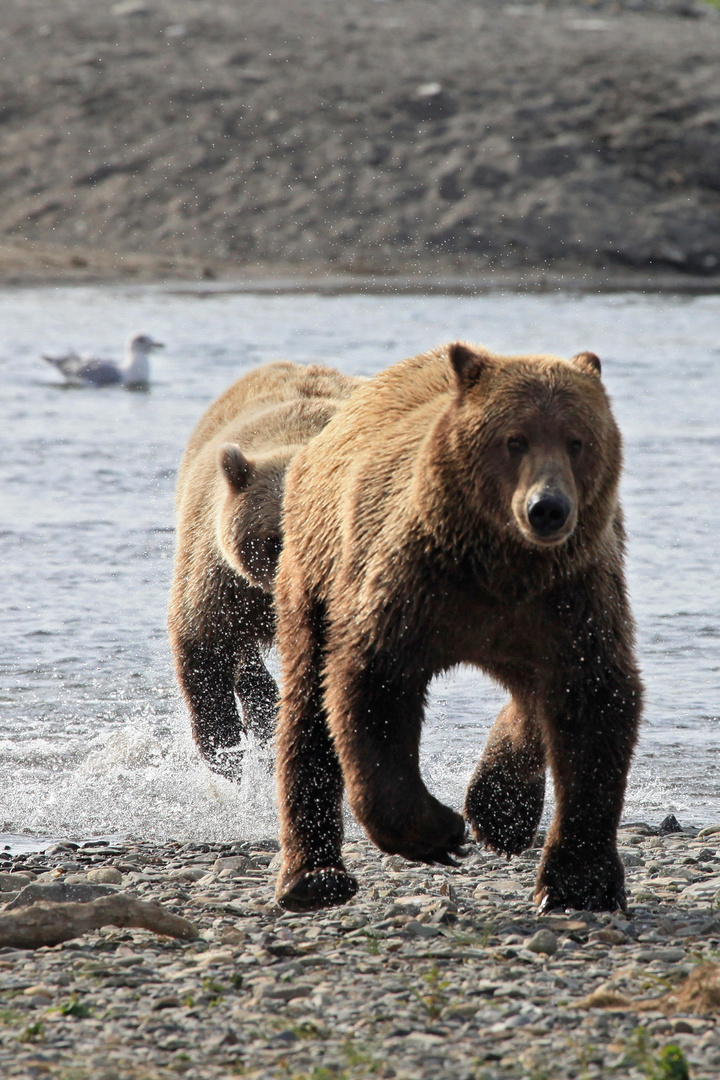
[{"x1": 1, "y1": 0, "x2": 719, "y2": 283}]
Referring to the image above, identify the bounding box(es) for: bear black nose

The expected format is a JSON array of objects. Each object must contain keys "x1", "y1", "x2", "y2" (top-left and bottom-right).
[{"x1": 526, "y1": 492, "x2": 571, "y2": 537}]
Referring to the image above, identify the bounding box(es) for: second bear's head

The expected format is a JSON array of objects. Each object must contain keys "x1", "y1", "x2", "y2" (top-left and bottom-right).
[{"x1": 216, "y1": 444, "x2": 290, "y2": 591}]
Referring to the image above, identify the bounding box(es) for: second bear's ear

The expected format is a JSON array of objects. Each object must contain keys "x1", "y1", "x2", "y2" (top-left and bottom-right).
[
  {"x1": 448, "y1": 342, "x2": 487, "y2": 388},
  {"x1": 569, "y1": 351, "x2": 602, "y2": 377},
  {"x1": 218, "y1": 444, "x2": 254, "y2": 492}
]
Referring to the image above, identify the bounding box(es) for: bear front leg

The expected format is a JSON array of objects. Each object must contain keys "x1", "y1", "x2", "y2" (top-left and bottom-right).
[
  {"x1": 464, "y1": 698, "x2": 546, "y2": 856},
  {"x1": 234, "y1": 645, "x2": 278, "y2": 744},
  {"x1": 536, "y1": 644, "x2": 642, "y2": 913},
  {"x1": 275, "y1": 585, "x2": 357, "y2": 912},
  {"x1": 173, "y1": 637, "x2": 246, "y2": 781},
  {"x1": 325, "y1": 654, "x2": 466, "y2": 865}
]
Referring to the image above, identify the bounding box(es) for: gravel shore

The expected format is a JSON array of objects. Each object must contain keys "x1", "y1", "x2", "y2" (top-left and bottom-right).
[{"x1": 3, "y1": 824, "x2": 720, "y2": 1078}]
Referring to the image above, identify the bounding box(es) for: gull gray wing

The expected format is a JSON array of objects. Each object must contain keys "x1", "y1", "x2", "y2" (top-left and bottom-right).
[
  {"x1": 72, "y1": 359, "x2": 124, "y2": 386},
  {"x1": 41, "y1": 352, "x2": 122, "y2": 386}
]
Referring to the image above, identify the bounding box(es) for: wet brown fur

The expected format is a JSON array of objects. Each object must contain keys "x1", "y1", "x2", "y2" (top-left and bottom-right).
[
  {"x1": 274, "y1": 343, "x2": 643, "y2": 912},
  {"x1": 168, "y1": 361, "x2": 362, "y2": 780}
]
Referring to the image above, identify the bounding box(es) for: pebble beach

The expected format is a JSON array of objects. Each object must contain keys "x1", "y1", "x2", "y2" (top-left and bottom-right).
[{"x1": 2, "y1": 823, "x2": 720, "y2": 1079}]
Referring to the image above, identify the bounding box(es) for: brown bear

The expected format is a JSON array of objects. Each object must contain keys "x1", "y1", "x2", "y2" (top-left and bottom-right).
[
  {"x1": 169, "y1": 361, "x2": 362, "y2": 780},
  {"x1": 273, "y1": 342, "x2": 643, "y2": 914}
]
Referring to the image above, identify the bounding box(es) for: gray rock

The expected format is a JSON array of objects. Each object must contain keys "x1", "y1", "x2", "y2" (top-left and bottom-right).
[
  {"x1": 635, "y1": 946, "x2": 687, "y2": 963},
  {"x1": 0, "y1": 873, "x2": 34, "y2": 893},
  {"x1": 524, "y1": 929, "x2": 558, "y2": 955},
  {"x1": 212, "y1": 856, "x2": 252, "y2": 875},
  {"x1": 404, "y1": 920, "x2": 441, "y2": 939},
  {"x1": 86, "y1": 867, "x2": 123, "y2": 885},
  {"x1": 5, "y1": 881, "x2": 119, "y2": 910}
]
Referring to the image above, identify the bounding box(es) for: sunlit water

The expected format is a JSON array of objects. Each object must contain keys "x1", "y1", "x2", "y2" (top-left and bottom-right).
[{"x1": 1, "y1": 285, "x2": 719, "y2": 849}]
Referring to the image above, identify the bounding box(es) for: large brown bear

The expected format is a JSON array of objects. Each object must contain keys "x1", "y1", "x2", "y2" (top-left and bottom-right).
[
  {"x1": 169, "y1": 361, "x2": 362, "y2": 780},
  {"x1": 274, "y1": 342, "x2": 643, "y2": 913}
]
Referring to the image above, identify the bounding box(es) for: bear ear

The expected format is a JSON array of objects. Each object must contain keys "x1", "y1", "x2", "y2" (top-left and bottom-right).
[
  {"x1": 448, "y1": 342, "x2": 487, "y2": 388},
  {"x1": 218, "y1": 443, "x2": 254, "y2": 492},
  {"x1": 569, "y1": 351, "x2": 602, "y2": 377}
]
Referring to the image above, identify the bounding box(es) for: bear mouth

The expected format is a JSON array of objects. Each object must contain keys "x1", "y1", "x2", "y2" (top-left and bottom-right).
[
  {"x1": 512, "y1": 513, "x2": 578, "y2": 549},
  {"x1": 521, "y1": 527, "x2": 574, "y2": 548}
]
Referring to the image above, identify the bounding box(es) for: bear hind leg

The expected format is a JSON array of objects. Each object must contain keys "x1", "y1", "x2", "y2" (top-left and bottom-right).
[
  {"x1": 234, "y1": 645, "x2": 278, "y2": 744},
  {"x1": 464, "y1": 699, "x2": 546, "y2": 857},
  {"x1": 173, "y1": 636, "x2": 246, "y2": 782}
]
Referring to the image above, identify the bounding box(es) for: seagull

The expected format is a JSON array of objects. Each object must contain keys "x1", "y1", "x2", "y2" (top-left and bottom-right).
[{"x1": 41, "y1": 333, "x2": 165, "y2": 388}]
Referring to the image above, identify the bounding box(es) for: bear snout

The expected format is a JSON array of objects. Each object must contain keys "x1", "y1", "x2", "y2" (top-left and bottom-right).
[{"x1": 526, "y1": 490, "x2": 573, "y2": 540}]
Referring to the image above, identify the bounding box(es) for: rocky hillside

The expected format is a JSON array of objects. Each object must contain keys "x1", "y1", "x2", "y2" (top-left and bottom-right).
[{"x1": 1, "y1": 0, "x2": 719, "y2": 282}]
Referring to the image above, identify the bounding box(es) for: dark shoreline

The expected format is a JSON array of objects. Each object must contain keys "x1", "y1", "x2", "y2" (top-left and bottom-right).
[{"x1": 3, "y1": 267, "x2": 720, "y2": 297}]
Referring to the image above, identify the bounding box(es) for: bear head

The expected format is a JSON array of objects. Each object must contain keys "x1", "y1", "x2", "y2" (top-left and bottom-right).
[
  {"x1": 439, "y1": 342, "x2": 621, "y2": 552},
  {"x1": 216, "y1": 443, "x2": 290, "y2": 591}
]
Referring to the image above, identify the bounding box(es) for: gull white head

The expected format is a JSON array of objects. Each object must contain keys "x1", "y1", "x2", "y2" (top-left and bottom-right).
[{"x1": 123, "y1": 334, "x2": 165, "y2": 386}]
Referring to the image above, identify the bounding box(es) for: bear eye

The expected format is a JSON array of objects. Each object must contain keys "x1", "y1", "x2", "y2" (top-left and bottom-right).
[
  {"x1": 507, "y1": 436, "x2": 528, "y2": 454},
  {"x1": 568, "y1": 438, "x2": 583, "y2": 456}
]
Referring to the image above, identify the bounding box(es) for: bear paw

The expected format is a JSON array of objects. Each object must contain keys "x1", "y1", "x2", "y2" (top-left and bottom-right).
[
  {"x1": 534, "y1": 845, "x2": 627, "y2": 913},
  {"x1": 464, "y1": 771, "x2": 545, "y2": 857},
  {"x1": 275, "y1": 866, "x2": 359, "y2": 912},
  {"x1": 366, "y1": 802, "x2": 467, "y2": 866},
  {"x1": 206, "y1": 745, "x2": 245, "y2": 783}
]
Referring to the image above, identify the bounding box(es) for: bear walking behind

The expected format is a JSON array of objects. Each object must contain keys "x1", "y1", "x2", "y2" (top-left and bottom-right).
[
  {"x1": 169, "y1": 361, "x2": 362, "y2": 780},
  {"x1": 274, "y1": 342, "x2": 643, "y2": 913}
]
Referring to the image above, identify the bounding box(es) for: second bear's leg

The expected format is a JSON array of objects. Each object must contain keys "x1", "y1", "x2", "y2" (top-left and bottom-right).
[
  {"x1": 174, "y1": 637, "x2": 246, "y2": 781},
  {"x1": 464, "y1": 698, "x2": 546, "y2": 856},
  {"x1": 325, "y1": 656, "x2": 466, "y2": 864},
  {"x1": 234, "y1": 645, "x2": 278, "y2": 744},
  {"x1": 275, "y1": 586, "x2": 358, "y2": 912}
]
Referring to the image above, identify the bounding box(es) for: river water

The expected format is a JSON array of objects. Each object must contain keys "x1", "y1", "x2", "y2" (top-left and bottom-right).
[{"x1": 1, "y1": 285, "x2": 719, "y2": 849}]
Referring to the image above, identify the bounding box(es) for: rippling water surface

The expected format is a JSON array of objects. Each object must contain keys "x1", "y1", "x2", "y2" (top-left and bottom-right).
[{"x1": 1, "y1": 285, "x2": 719, "y2": 846}]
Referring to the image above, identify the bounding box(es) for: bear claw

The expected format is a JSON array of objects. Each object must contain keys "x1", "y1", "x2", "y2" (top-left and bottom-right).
[
  {"x1": 535, "y1": 881, "x2": 627, "y2": 915},
  {"x1": 276, "y1": 867, "x2": 359, "y2": 912},
  {"x1": 426, "y1": 844, "x2": 468, "y2": 867}
]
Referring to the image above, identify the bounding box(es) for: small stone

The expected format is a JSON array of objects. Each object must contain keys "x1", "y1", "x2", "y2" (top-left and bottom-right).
[
  {"x1": 428, "y1": 904, "x2": 457, "y2": 926},
  {"x1": 270, "y1": 1029, "x2": 299, "y2": 1045},
  {"x1": 524, "y1": 929, "x2": 558, "y2": 955},
  {"x1": 111, "y1": 0, "x2": 148, "y2": 15},
  {"x1": 220, "y1": 929, "x2": 246, "y2": 945},
  {"x1": 620, "y1": 850, "x2": 644, "y2": 867},
  {"x1": 265, "y1": 983, "x2": 313, "y2": 1001},
  {"x1": 635, "y1": 947, "x2": 686, "y2": 963},
  {"x1": 588, "y1": 928, "x2": 627, "y2": 945},
  {"x1": 213, "y1": 856, "x2": 251, "y2": 875},
  {"x1": 404, "y1": 920, "x2": 441, "y2": 939},
  {"x1": 151, "y1": 995, "x2": 182, "y2": 1010},
  {"x1": 446, "y1": 1002, "x2": 479, "y2": 1019},
  {"x1": 86, "y1": 867, "x2": 123, "y2": 885},
  {"x1": 416, "y1": 81, "x2": 442, "y2": 97},
  {"x1": 166, "y1": 867, "x2": 208, "y2": 882},
  {"x1": 195, "y1": 949, "x2": 235, "y2": 967},
  {"x1": 22, "y1": 984, "x2": 54, "y2": 998}
]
